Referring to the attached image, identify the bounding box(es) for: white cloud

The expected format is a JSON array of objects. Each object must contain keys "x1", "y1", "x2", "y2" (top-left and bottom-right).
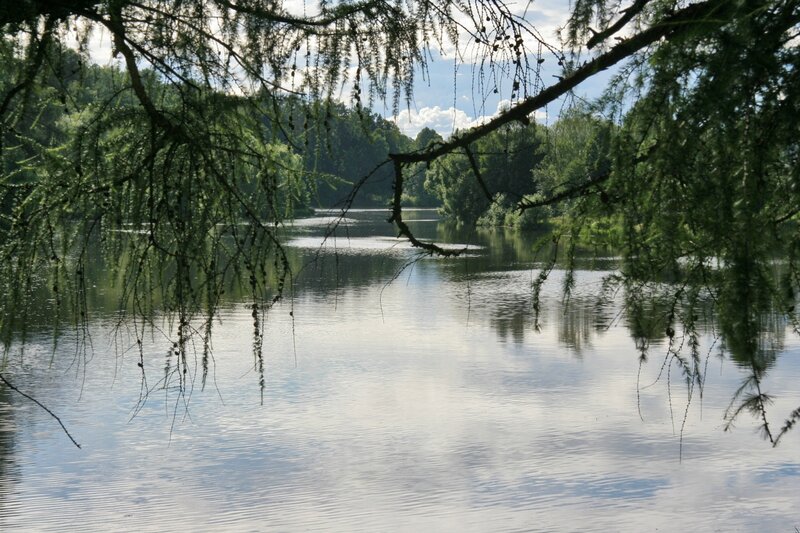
[
  {"x1": 391, "y1": 100, "x2": 547, "y2": 138},
  {"x1": 391, "y1": 105, "x2": 474, "y2": 138}
]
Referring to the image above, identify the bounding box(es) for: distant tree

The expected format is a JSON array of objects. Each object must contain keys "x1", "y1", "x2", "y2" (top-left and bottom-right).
[
  {"x1": 414, "y1": 127, "x2": 441, "y2": 150},
  {"x1": 424, "y1": 147, "x2": 487, "y2": 225},
  {"x1": 398, "y1": 127, "x2": 442, "y2": 207},
  {"x1": 297, "y1": 102, "x2": 412, "y2": 207},
  {"x1": 424, "y1": 121, "x2": 542, "y2": 224}
]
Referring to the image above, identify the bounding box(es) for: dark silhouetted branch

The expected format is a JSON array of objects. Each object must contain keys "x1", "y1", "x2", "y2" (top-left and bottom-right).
[
  {"x1": 463, "y1": 146, "x2": 493, "y2": 202},
  {"x1": 387, "y1": 0, "x2": 734, "y2": 254},
  {"x1": 390, "y1": 0, "x2": 734, "y2": 168},
  {"x1": 587, "y1": 0, "x2": 651, "y2": 49},
  {"x1": 519, "y1": 171, "x2": 610, "y2": 211},
  {"x1": 388, "y1": 159, "x2": 463, "y2": 256},
  {"x1": 0, "y1": 372, "x2": 81, "y2": 449}
]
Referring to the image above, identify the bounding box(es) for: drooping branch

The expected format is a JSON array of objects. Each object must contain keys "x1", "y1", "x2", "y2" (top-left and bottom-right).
[
  {"x1": 391, "y1": 0, "x2": 734, "y2": 167},
  {"x1": 463, "y1": 146, "x2": 493, "y2": 202},
  {"x1": 0, "y1": 16, "x2": 55, "y2": 118},
  {"x1": 0, "y1": 372, "x2": 82, "y2": 449},
  {"x1": 213, "y1": 0, "x2": 399, "y2": 29},
  {"x1": 519, "y1": 171, "x2": 610, "y2": 211},
  {"x1": 388, "y1": 0, "x2": 735, "y2": 254},
  {"x1": 388, "y1": 159, "x2": 463, "y2": 256},
  {"x1": 0, "y1": 0, "x2": 393, "y2": 28},
  {"x1": 587, "y1": 0, "x2": 651, "y2": 49},
  {"x1": 124, "y1": 1, "x2": 302, "y2": 94},
  {"x1": 83, "y1": 4, "x2": 178, "y2": 134}
]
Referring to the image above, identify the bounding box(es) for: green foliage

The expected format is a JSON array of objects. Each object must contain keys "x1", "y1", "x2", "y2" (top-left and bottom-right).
[
  {"x1": 476, "y1": 193, "x2": 513, "y2": 227},
  {"x1": 603, "y1": 0, "x2": 800, "y2": 284},
  {"x1": 3, "y1": 0, "x2": 800, "y2": 443},
  {"x1": 425, "y1": 150, "x2": 487, "y2": 225},
  {"x1": 0, "y1": 0, "x2": 578, "y2": 349},
  {"x1": 532, "y1": 109, "x2": 612, "y2": 216},
  {"x1": 290, "y1": 101, "x2": 413, "y2": 207},
  {"x1": 585, "y1": 0, "x2": 800, "y2": 440},
  {"x1": 415, "y1": 0, "x2": 800, "y2": 441},
  {"x1": 0, "y1": 47, "x2": 309, "y2": 348},
  {"x1": 427, "y1": 111, "x2": 614, "y2": 231},
  {"x1": 425, "y1": 121, "x2": 543, "y2": 224},
  {"x1": 401, "y1": 128, "x2": 442, "y2": 207}
]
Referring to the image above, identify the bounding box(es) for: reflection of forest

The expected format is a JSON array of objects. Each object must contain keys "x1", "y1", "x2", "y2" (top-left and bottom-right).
[
  {"x1": 9, "y1": 212, "x2": 794, "y2": 372},
  {"x1": 556, "y1": 298, "x2": 597, "y2": 355},
  {"x1": 0, "y1": 386, "x2": 16, "y2": 520},
  {"x1": 485, "y1": 293, "x2": 601, "y2": 353},
  {"x1": 4, "y1": 210, "x2": 796, "y2": 441},
  {"x1": 489, "y1": 297, "x2": 529, "y2": 344},
  {"x1": 293, "y1": 251, "x2": 414, "y2": 296},
  {"x1": 436, "y1": 221, "x2": 796, "y2": 440}
]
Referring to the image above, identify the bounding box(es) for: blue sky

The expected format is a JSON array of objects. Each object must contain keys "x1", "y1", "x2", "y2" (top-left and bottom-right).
[
  {"x1": 380, "y1": 1, "x2": 618, "y2": 138},
  {"x1": 386, "y1": 50, "x2": 617, "y2": 138}
]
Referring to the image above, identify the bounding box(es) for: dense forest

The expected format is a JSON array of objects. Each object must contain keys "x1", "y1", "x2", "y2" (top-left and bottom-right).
[
  {"x1": 0, "y1": 48, "x2": 437, "y2": 214},
  {"x1": 0, "y1": 43, "x2": 613, "y2": 221}
]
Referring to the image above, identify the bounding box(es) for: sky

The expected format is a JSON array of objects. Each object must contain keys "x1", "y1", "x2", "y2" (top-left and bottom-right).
[
  {"x1": 386, "y1": 52, "x2": 615, "y2": 139},
  {"x1": 381, "y1": 0, "x2": 615, "y2": 138},
  {"x1": 75, "y1": 0, "x2": 616, "y2": 138}
]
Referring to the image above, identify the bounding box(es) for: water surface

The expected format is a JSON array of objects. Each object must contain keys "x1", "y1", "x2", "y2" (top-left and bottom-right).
[{"x1": 1, "y1": 209, "x2": 798, "y2": 531}]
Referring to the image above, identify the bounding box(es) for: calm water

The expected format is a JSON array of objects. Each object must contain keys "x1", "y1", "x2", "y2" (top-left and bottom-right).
[{"x1": 1, "y1": 210, "x2": 798, "y2": 532}]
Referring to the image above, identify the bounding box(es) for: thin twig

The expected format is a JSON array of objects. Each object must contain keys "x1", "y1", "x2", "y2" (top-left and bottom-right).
[{"x1": 0, "y1": 372, "x2": 81, "y2": 449}]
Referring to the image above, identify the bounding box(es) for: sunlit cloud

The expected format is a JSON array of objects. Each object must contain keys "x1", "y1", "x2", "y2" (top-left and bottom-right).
[
  {"x1": 391, "y1": 105, "x2": 474, "y2": 138},
  {"x1": 391, "y1": 100, "x2": 547, "y2": 138}
]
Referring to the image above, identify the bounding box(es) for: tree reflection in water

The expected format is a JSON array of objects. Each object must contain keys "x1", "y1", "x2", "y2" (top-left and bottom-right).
[
  {"x1": 0, "y1": 210, "x2": 798, "y2": 447},
  {"x1": 0, "y1": 385, "x2": 18, "y2": 522},
  {"x1": 432, "y1": 218, "x2": 799, "y2": 446}
]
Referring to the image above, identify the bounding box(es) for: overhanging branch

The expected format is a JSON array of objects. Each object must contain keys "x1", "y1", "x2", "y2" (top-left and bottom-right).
[
  {"x1": 519, "y1": 171, "x2": 610, "y2": 211},
  {"x1": 587, "y1": 0, "x2": 651, "y2": 49},
  {"x1": 390, "y1": 0, "x2": 734, "y2": 167},
  {"x1": 386, "y1": 0, "x2": 735, "y2": 254},
  {"x1": 388, "y1": 159, "x2": 463, "y2": 256}
]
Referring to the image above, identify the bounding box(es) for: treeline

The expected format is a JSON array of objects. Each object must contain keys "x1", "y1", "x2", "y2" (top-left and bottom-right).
[
  {"x1": 424, "y1": 110, "x2": 613, "y2": 232},
  {"x1": 2, "y1": 44, "x2": 620, "y2": 225},
  {"x1": 271, "y1": 99, "x2": 439, "y2": 208},
  {"x1": 0, "y1": 46, "x2": 439, "y2": 216}
]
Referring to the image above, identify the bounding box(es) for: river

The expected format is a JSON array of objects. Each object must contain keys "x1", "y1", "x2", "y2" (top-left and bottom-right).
[{"x1": 0, "y1": 209, "x2": 798, "y2": 531}]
